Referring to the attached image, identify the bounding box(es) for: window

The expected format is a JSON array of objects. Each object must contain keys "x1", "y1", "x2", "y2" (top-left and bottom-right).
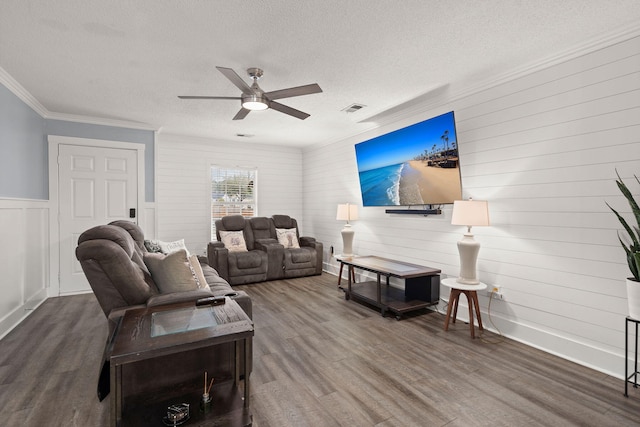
[{"x1": 211, "y1": 166, "x2": 257, "y2": 239}]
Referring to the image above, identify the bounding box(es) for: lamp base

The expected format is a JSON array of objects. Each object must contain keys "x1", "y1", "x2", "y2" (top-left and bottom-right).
[
  {"x1": 341, "y1": 225, "x2": 355, "y2": 257},
  {"x1": 456, "y1": 233, "x2": 480, "y2": 284}
]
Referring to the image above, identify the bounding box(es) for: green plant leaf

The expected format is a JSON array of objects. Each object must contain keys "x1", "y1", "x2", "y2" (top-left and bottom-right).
[
  {"x1": 633, "y1": 252, "x2": 640, "y2": 281},
  {"x1": 607, "y1": 202, "x2": 639, "y2": 248},
  {"x1": 615, "y1": 171, "x2": 640, "y2": 243},
  {"x1": 609, "y1": 170, "x2": 640, "y2": 281}
]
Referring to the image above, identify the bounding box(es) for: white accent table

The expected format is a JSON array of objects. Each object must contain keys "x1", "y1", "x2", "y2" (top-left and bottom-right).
[{"x1": 441, "y1": 278, "x2": 487, "y2": 339}]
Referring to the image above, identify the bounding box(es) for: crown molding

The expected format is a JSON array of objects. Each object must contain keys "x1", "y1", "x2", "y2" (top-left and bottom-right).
[
  {"x1": 307, "y1": 20, "x2": 640, "y2": 152},
  {"x1": 0, "y1": 66, "x2": 48, "y2": 117},
  {"x1": 450, "y1": 20, "x2": 640, "y2": 103},
  {"x1": 45, "y1": 111, "x2": 158, "y2": 131},
  {"x1": 0, "y1": 66, "x2": 158, "y2": 131}
]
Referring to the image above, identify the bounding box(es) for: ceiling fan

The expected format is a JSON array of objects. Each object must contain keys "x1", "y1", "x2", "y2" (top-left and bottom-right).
[{"x1": 178, "y1": 66, "x2": 322, "y2": 120}]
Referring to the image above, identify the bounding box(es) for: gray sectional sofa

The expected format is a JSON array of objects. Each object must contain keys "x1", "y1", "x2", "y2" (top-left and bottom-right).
[
  {"x1": 208, "y1": 214, "x2": 323, "y2": 285},
  {"x1": 76, "y1": 220, "x2": 252, "y2": 400}
]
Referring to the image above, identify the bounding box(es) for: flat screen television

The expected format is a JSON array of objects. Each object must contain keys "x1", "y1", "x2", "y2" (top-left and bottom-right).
[{"x1": 354, "y1": 111, "x2": 462, "y2": 207}]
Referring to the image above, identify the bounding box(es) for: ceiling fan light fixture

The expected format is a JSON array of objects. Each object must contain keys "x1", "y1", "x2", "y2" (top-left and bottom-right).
[
  {"x1": 179, "y1": 66, "x2": 321, "y2": 120},
  {"x1": 241, "y1": 94, "x2": 269, "y2": 111}
]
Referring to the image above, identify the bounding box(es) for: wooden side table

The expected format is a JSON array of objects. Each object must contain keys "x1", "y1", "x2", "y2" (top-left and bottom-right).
[
  {"x1": 441, "y1": 278, "x2": 487, "y2": 339},
  {"x1": 335, "y1": 254, "x2": 356, "y2": 289},
  {"x1": 109, "y1": 299, "x2": 254, "y2": 426}
]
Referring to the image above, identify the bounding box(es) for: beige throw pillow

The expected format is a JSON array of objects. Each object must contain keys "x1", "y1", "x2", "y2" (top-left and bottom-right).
[
  {"x1": 276, "y1": 228, "x2": 300, "y2": 249},
  {"x1": 143, "y1": 249, "x2": 199, "y2": 293},
  {"x1": 188, "y1": 254, "x2": 209, "y2": 289},
  {"x1": 219, "y1": 230, "x2": 248, "y2": 252}
]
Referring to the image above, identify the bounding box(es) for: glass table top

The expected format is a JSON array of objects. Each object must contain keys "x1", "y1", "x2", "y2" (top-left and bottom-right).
[{"x1": 151, "y1": 306, "x2": 218, "y2": 337}]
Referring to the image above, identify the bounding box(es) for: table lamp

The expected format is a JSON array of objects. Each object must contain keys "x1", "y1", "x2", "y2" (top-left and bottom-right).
[
  {"x1": 451, "y1": 199, "x2": 490, "y2": 284},
  {"x1": 336, "y1": 203, "x2": 358, "y2": 257}
]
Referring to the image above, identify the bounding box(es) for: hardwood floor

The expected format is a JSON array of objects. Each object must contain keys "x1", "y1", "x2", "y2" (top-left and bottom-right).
[{"x1": 1, "y1": 273, "x2": 640, "y2": 426}]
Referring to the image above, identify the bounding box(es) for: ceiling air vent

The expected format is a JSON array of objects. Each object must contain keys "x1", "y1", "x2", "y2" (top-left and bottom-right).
[{"x1": 342, "y1": 103, "x2": 366, "y2": 113}]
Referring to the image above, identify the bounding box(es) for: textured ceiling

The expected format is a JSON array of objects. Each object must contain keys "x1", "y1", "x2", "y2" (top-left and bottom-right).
[{"x1": 2, "y1": 1, "x2": 640, "y2": 147}]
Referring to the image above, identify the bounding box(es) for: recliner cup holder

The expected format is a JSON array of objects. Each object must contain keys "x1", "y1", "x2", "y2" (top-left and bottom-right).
[{"x1": 225, "y1": 292, "x2": 239, "y2": 297}]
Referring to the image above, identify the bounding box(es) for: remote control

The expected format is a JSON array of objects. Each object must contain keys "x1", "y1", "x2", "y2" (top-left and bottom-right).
[{"x1": 196, "y1": 296, "x2": 226, "y2": 306}]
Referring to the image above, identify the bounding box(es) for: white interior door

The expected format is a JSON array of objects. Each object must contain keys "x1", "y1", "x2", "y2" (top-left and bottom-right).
[{"x1": 58, "y1": 144, "x2": 138, "y2": 295}]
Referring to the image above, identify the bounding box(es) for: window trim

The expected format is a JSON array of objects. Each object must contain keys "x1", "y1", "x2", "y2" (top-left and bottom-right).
[{"x1": 210, "y1": 165, "x2": 257, "y2": 239}]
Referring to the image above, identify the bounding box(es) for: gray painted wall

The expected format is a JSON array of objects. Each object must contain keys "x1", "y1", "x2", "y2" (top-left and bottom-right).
[
  {"x1": 0, "y1": 84, "x2": 47, "y2": 199},
  {"x1": 0, "y1": 83, "x2": 155, "y2": 202}
]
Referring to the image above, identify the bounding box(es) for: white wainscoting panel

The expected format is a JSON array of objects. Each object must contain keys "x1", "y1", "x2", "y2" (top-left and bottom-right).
[
  {"x1": 0, "y1": 199, "x2": 49, "y2": 339},
  {"x1": 155, "y1": 134, "x2": 303, "y2": 255},
  {"x1": 303, "y1": 33, "x2": 640, "y2": 377}
]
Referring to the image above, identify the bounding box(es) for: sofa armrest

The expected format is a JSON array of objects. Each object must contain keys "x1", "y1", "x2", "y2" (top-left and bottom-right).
[
  {"x1": 207, "y1": 241, "x2": 230, "y2": 282},
  {"x1": 254, "y1": 238, "x2": 279, "y2": 250},
  {"x1": 224, "y1": 290, "x2": 252, "y2": 319},
  {"x1": 146, "y1": 288, "x2": 214, "y2": 308},
  {"x1": 254, "y1": 239, "x2": 285, "y2": 280},
  {"x1": 299, "y1": 238, "x2": 323, "y2": 275},
  {"x1": 299, "y1": 236, "x2": 317, "y2": 247},
  {"x1": 209, "y1": 241, "x2": 226, "y2": 249}
]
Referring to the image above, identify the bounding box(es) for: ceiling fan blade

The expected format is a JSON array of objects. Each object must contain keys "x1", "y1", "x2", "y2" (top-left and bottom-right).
[
  {"x1": 269, "y1": 101, "x2": 310, "y2": 120},
  {"x1": 216, "y1": 66, "x2": 253, "y2": 94},
  {"x1": 264, "y1": 83, "x2": 322, "y2": 100},
  {"x1": 233, "y1": 108, "x2": 251, "y2": 120},
  {"x1": 178, "y1": 96, "x2": 241, "y2": 100}
]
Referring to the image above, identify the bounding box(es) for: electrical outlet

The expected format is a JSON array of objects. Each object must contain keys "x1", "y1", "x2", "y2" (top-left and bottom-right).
[{"x1": 487, "y1": 286, "x2": 503, "y2": 300}]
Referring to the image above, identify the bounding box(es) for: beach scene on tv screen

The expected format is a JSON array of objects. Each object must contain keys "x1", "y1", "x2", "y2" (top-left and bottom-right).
[{"x1": 355, "y1": 111, "x2": 462, "y2": 206}]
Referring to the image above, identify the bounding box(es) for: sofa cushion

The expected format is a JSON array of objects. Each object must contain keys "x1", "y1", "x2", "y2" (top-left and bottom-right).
[
  {"x1": 249, "y1": 217, "x2": 273, "y2": 241},
  {"x1": 290, "y1": 248, "x2": 314, "y2": 264},
  {"x1": 220, "y1": 230, "x2": 248, "y2": 252},
  {"x1": 236, "y1": 251, "x2": 266, "y2": 269},
  {"x1": 276, "y1": 228, "x2": 300, "y2": 249},
  {"x1": 219, "y1": 215, "x2": 246, "y2": 231},
  {"x1": 144, "y1": 250, "x2": 199, "y2": 293},
  {"x1": 272, "y1": 214, "x2": 295, "y2": 229},
  {"x1": 109, "y1": 220, "x2": 146, "y2": 252}
]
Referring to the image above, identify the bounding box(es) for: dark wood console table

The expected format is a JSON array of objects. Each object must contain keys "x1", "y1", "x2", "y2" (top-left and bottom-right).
[
  {"x1": 109, "y1": 298, "x2": 253, "y2": 426},
  {"x1": 337, "y1": 255, "x2": 440, "y2": 320}
]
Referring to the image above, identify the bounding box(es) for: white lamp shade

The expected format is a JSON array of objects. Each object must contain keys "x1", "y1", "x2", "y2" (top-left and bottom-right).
[
  {"x1": 336, "y1": 204, "x2": 359, "y2": 222},
  {"x1": 451, "y1": 200, "x2": 490, "y2": 227}
]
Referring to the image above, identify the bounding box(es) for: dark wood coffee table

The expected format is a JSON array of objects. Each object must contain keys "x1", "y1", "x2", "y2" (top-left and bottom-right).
[
  {"x1": 338, "y1": 255, "x2": 440, "y2": 319},
  {"x1": 109, "y1": 298, "x2": 253, "y2": 426}
]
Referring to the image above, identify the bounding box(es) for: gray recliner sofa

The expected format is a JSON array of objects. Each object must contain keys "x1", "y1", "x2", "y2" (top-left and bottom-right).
[
  {"x1": 208, "y1": 214, "x2": 323, "y2": 285},
  {"x1": 208, "y1": 215, "x2": 271, "y2": 285},
  {"x1": 76, "y1": 220, "x2": 252, "y2": 400}
]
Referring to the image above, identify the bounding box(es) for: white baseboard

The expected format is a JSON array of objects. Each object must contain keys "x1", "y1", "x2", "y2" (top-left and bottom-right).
[{"x1": 0, "y1": 288, "x2": 48, "y2": 340}]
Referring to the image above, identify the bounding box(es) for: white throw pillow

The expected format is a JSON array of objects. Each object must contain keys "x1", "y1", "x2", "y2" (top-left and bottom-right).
[
  {"x1": 219, "y1": 230, "x2": 248, "y2": 252},
  {"x1": 158, "y1": 239, "x2": 189, "y2": 255},
  {"x1": 276, "y1": 228, "x2": 300, "y2": 249}
]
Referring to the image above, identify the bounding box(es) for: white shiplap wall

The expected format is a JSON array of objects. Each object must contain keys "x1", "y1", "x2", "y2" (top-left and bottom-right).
[
  {"x1": 303, "y1": 33, "x2": 640, "y2": 377},
  {"x1": 155, "y1": 133, "x2": 304, "y2": 256}
]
